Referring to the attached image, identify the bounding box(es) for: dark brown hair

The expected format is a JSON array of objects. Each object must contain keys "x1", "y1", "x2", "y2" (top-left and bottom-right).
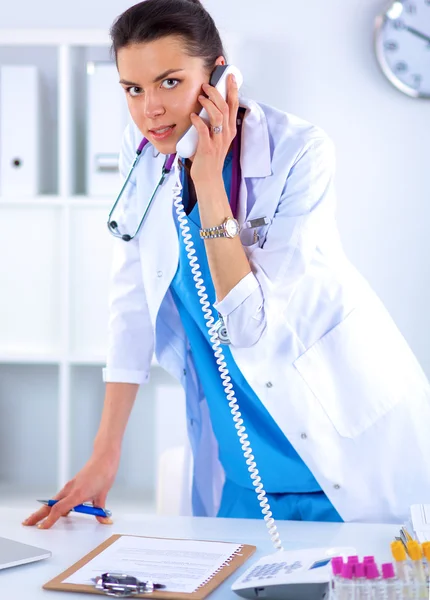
[{"x1": 110, "y1": 0, "x2": 227, "y2": 73}]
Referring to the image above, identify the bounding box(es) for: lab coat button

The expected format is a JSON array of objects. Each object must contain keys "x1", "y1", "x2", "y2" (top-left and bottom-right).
[
  {"x1": 183, "y1": 369, "x2": 187, "y2": 376},
  {"x1": 334, "y1": 484, "x2": 341, "y2": 490},
  {"x1": 266, "y1": 382, "x2": 273, "y2": 388},
  {"x1": 301, "y1": 433, "x2": 307, "y2": 440},
  {"x1": 157, "y1": 270, "x2": 163, "y2": 278}
]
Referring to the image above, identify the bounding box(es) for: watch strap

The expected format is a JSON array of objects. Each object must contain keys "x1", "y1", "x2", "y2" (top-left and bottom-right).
[{"x1": 199, "y1": 223, "x2": 228, "y2": 239}]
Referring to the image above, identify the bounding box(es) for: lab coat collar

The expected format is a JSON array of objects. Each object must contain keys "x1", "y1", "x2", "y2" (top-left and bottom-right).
[{"x1": 238, "y1": 96, "x2": 272, "y2": 179}]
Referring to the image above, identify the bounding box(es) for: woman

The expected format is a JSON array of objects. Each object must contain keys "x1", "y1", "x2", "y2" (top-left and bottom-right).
[{"x1": 24, "y1": 0, "x2": 430, "y2": 530}]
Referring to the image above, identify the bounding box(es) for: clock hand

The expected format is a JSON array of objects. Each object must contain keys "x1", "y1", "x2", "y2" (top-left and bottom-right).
[{"x1": 404, "y1": 25, "x2": 430, "y2": 44}]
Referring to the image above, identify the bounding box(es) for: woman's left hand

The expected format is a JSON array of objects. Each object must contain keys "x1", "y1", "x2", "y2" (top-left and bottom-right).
[{"x1": 189, "y1": 73, "x2": 239, "y2": 187}]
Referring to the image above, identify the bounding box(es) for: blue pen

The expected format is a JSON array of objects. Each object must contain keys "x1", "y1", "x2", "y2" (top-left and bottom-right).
[{"x1": 37, "y1": 500, "x2": 112, "y2": 518}]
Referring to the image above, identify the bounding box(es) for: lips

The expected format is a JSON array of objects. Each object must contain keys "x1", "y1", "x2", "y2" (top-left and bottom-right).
[{"x1": 149, "y1": 125, "x2": 175, "y2": 133}]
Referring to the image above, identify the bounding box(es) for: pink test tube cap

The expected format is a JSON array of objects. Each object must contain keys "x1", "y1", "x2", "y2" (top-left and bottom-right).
[
  {"x1": 363, "y1": 556, "x2": 375, "y2": 563},
  {"x1": 347, "y1": 555, "x2": 359, "y2": 564},
  {"x1": 341, "y1": 564, "x2": 353, "y2": 580},
  {"x1": 381, "y1": 563, "x2": 395, "y2": 579},
  {"x1": 365, "y1": 563, "x2": 380, "y2": 579},
  {"x1": 331, "y1": 560, "x2": 343, "y2": 576},
  {"x1": 353, "y1": 562, "x2": 365, "y2": 578}
]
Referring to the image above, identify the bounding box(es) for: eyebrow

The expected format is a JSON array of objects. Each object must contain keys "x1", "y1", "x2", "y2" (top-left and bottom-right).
[{"x1": 119, "y1": 68, "x2": 185, "y2": 86}]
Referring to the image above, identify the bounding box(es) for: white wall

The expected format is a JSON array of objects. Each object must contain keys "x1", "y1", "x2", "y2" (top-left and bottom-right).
[{"x1": 1, "y1": 0, "x2": 429, "y2": 375}]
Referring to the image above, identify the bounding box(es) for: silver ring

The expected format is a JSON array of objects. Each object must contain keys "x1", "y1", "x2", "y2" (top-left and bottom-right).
[{"x1": 212, "y1": 125, "x2": 223, "y2": 135}]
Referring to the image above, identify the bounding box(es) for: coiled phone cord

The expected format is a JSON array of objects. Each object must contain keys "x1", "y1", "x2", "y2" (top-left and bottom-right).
[{"x1": 172, "y1": 156, "x2": 283, "y2": 552}]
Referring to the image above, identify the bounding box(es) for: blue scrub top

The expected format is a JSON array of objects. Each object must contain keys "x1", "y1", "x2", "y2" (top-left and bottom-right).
[{"x1": 170, "y1": 153, "x2": 322, "y2": 494}]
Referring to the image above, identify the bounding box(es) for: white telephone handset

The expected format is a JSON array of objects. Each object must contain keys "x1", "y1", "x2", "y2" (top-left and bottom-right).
[{"x1": 176, "y1": 64, "x2": 243, "y2": 158}]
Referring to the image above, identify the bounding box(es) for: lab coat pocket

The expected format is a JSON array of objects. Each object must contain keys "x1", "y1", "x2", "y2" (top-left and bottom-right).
[
  {"x1": 293, "y1": 304, "x2": 424, "y2": 439},
  {"x1": 240, "y1": 228, "x2": 260, "y2": 256}
]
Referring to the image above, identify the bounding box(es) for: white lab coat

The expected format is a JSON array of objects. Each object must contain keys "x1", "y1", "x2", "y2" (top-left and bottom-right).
[{"x1": 103, "y1": 96, "x2": 430, "y2": 523}]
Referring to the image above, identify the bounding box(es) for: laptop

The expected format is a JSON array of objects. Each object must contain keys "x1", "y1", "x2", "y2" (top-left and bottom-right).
[{"x1": 0, "y1": 536, "x2": 51, "y2": 570}]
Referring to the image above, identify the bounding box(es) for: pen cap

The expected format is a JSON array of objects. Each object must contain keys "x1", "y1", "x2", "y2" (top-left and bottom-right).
[
  {"x1": 407, "y1": 541, "x2": 422, "y2": 560},
  {"x1": 381, "y1": 563, "x2": 395, "y2": 579},
  {"x1": 391, "y1": 541, "x2": 406, "y2": 561},
  {"x1": 341, "y1": 564, "x2": 353, "y2": 580},
  {"x1": 365, "y1": 563, "x2": 380, "y2": 579}
]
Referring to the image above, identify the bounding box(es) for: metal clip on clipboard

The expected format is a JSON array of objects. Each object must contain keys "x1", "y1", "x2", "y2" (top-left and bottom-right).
[{"x1": 92, "y1": 573, "x2": 166, "y2": 597}]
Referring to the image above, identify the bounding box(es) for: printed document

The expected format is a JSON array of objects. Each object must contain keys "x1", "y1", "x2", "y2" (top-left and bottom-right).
[{"x1": 65, "y1": 536, "x2": 242, "y2": 593}]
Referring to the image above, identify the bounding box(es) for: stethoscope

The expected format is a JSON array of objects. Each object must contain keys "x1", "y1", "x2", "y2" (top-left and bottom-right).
[
  {"x1": 107, "y1": 137, "x2": 176, "y2": 242},
  {"x1": 107, "y1": 119, "x2": 243, "y2": 344}
]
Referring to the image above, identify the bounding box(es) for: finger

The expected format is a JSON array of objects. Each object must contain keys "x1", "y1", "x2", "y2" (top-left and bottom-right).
[
  {"x1": 96, "y1": 516, "x2": 113, "y2": 525},
  {"x1": 190, "y1": 113, "x2": 211, "y2": 149},
  {"x1": 227, "y1": 74, "x2": 240, "y2": 133},
  {"x1": 202, "y1": 82, "x2": 229, "y2": 116},
  {"x1": 22, "y1": 505, "x2": 52, "y2": 527},
  {"x1": 38, "y1": 494, "x2": 82, "y2": 530},
  {"x1": 22, "y1": 483, "x2": 73, "y2": 526},
  {"x1": 93, "y1": 493, "x2": 113, "y2": 525},
  {"x1": 53, "y1": 480, "x2": 74, "y2": 500},
  {"x1": 52, "y1": 483, "x2": 74, "y2": 516},
  {"x1": 198, "y1": 95, "x2": 225, "y2": 128}
]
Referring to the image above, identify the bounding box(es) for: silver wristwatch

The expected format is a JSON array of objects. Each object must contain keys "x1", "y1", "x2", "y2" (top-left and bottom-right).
[{"x1": 200, "y1": 217, "x2": 240, "y2": 239}]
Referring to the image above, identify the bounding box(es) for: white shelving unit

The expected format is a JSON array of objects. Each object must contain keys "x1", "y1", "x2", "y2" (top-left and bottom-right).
[{"x1": 0, "y1": 30, "x2": 187, "y2": 513}]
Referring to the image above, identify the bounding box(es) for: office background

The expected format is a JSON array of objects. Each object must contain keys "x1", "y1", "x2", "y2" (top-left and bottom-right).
[{"x1": 0, "y1": 0, "x2": 428, "y2": 511}]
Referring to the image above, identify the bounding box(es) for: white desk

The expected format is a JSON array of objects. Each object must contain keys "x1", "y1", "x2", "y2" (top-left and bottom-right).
[{"x1": 0, "y1": 507, "x2": 400, "y2": 599}]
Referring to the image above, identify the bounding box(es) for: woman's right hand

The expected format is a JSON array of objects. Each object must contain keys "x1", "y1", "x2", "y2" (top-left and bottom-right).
[{"x1": 22, "y1": 448, "x2": 121, "y2": 529}]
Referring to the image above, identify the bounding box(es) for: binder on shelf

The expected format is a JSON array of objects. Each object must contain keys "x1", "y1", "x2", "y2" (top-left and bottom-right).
[
  {"x1": 86, "y1": 62, "x2": 129, "y2": 196},
  {"x1": 0, "y1": 65, "x2": 40, "y2": 196}
]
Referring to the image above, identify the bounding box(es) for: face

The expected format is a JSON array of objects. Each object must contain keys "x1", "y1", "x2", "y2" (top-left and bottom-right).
[{"x1": 117, "y1": 36, "x2": 225, "y2": 155}]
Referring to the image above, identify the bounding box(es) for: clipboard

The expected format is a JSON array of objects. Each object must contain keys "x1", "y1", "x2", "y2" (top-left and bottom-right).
[{"x1": 43, "y1": 534, "x2": 257, "y2": 599}]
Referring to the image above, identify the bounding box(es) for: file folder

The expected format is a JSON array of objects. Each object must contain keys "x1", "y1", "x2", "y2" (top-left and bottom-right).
[
  {"x1": 0, "y1": 65, "x2": 40, "y2": 196},
  {"x1": 86, "y1": 62, "x2": 129, "y2": 196}
]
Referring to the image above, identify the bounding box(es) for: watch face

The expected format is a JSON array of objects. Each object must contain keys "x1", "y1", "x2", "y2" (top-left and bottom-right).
[
  {"x1": 374, "y1": 0, "x2": 430, "y2": 98},
  {"x1": 225, "y1": 218, "x2": 239, "y2": 237}
]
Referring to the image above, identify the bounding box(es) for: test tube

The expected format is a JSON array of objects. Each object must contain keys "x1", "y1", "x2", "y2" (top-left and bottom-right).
[
  {"x1": 381, "y1": 563, "x2": 401, "y2": 600},
  {"x1": 336, "y1": 563, "x2": 354, "y2": 600},
  {"x1": 407, "y1": 540, "x2": 428, "y2": 598},
  {"x1": 331, "y1": 557, "x2": 344, "y2": 599},
  {"x1": 407, "y1": 541, "x2": 426, "y2": 600},
  {"x1": 353, "y1": 562, "x2": 366, "y2": 600},
  {"x1": 365, "y1": 562, "x2": 380, "y2": 600},
  {"x1": 421, "y1": 542, "x2": 430, "y2": 586},
  {"x1": 391, "y1": 540, "x2": 411, "y2": 599}
]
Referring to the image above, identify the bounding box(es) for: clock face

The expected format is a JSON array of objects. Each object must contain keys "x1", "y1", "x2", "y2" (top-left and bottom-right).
[{"x1": 374, "y1": 0, "x2": 430, "y2": 97}]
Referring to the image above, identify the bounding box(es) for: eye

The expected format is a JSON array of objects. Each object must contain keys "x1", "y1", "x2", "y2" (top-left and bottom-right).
[
  {"x1": 162, "y1": 79, "x2": 180, "y2": 90},
  {"x1": 125, "y1": 86, "x2": 142, "y2": 97}
]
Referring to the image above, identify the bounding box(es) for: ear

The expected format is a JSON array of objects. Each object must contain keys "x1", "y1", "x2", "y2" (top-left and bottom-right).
[{"x1": 214, "y1": 55, "x2": 227, "y2": 66}]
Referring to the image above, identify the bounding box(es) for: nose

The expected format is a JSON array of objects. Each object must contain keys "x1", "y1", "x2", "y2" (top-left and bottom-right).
[{"x1": 142, "y1": 90, "x2": 166, "y2": 120}]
